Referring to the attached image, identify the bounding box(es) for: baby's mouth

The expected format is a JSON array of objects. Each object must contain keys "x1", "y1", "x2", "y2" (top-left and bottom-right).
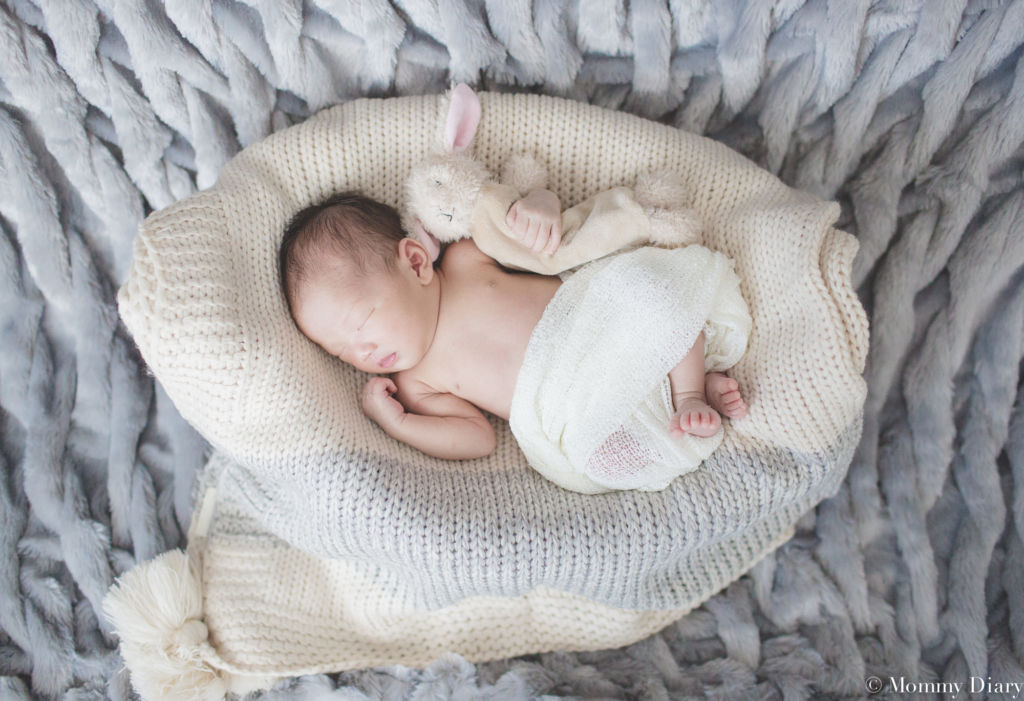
[{"x1": 378, "y1": 352, "x2": 397, "y2": 369}]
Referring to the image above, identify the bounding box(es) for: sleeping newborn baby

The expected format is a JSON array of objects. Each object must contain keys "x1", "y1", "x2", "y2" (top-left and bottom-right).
[{"x1": 279, "y1": 189, "x2": 750, "y2": 492}]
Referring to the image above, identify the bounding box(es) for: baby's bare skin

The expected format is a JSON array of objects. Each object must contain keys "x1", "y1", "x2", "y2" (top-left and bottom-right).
[
  {"x1": 292, "y1": 235, "x2": 564, "y2": 460},
  {"x1": 292, "y1": 190, "x2": 747, "y2": 461},
  {"x1": 397, "y1": 251, "x2": 750, "y2": 433},
  {"x1": 381, "y1": 240, "x2": 745, "y2": 457},
  {"x1": 392, "y1": 238, "x2": 563, "y2": 423}
]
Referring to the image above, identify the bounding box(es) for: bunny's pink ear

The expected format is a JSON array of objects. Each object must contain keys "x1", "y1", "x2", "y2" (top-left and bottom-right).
[
  {"x1": 412, "y1": 219, "x2": 442, "y2": 263},
  {"x1": 443, "y1": 83, "x2": 481, "y2": 153}
]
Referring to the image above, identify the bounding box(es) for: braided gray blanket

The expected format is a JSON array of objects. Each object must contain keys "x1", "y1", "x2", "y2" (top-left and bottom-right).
[{"x1": 1, "y1": 1, "x2": 1022, "y2": 699}]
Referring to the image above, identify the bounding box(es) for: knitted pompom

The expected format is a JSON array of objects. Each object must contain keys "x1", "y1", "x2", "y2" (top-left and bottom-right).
[
  {"x1": 645, "y1": 206, "x2": 703, "y2": 248},
  {"x1": 103, "y1": 550, "x2": 227, "y2": 701},
  {"x1": 633, "y1": 168, "x2": 703, "y2": 247},
  {"x1": 634, "y1": 168, "x2": 690, "y2": 209}
]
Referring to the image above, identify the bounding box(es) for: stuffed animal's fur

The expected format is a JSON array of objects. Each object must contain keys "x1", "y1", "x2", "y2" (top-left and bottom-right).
[{"x1": 403, "y1": 83, "x2": 703, "y2": 275}]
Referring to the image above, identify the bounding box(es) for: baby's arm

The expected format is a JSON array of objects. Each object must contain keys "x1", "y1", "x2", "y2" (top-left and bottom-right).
[
  {"x1": 362, "y1": 377, "x2": 496, "y2": 460},
  {"x1": 505, "y1": 188, "x2": 562, "y2": 256}
]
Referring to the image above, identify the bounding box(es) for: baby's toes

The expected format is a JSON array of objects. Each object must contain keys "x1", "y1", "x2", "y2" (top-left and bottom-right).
[
  {"x1": 706, "y1": 409, "x2": 722, "y2": 428},
  {"x1": 725, "y1": 397, "x2": 748, "y2": 419},
  {"x1": 669, "y1": 410, "x2": 690, "y2": 435},
  {"x1": 691, "y1": 409, "x2": 721, "y2": 437},
  {"x1": 676, "y1": 410, "x2": 695, "y2": 432},
  {"x1": 674, "y1": 409, "x2": 705, "y2": 433}
]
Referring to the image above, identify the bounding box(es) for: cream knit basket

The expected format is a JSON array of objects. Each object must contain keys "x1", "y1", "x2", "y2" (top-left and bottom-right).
[{"x1": 105, "y1": 91, "x2": 869, "y2": 700}]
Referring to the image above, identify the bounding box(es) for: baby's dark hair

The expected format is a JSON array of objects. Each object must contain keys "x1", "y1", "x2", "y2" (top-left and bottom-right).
[{"x1": 279, "y1": 191, "x2": 406, "y2": 315}]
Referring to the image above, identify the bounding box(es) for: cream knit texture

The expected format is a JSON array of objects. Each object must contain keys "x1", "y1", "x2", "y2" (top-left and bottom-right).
[
  {"x1": 509, "y1": 244, "x2": 751, "y2": 493},
  {"x1": 116, "y1": 90, "x2": 869, "y2": 680}
]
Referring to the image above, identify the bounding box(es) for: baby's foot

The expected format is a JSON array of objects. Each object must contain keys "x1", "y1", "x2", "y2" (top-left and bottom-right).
[
  {"x1": 705, "y1": 372, "x2": 748, "y2": 420},
  {"x1": 670, "y1": 393, "x2": 722, "y2": 438}
]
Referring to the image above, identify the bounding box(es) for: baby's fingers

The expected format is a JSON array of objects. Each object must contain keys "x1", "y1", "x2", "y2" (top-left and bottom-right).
[
  {"x1": 532, "y1": 223, "x2": 552, "y2": 253},
  {"x1": 364, "y1": 377, "x2": 393, "y2": 397},
  {"x1": 506, "y1": 203, "x2": 534, "y2": 244},
  {"x1": 522, "y1": 218, "x2": 541, "y2": 250},
  {"x1": 542, "y1": 226, "x2": 562, "y2": 256}
]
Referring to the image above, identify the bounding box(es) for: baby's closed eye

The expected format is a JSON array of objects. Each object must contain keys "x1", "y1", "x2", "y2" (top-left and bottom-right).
[{"x1": 334, "y1": 308, "x2": 373, "y2": 357}]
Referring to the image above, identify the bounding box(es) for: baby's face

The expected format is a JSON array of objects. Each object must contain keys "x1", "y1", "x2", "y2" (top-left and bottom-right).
[{"x1": 291, "y1": 246, "x2": 438, "y2": 374}]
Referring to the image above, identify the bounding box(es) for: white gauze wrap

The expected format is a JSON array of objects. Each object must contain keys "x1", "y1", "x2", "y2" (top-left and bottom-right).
[{"x1": 509, "y1": 244, "x2": 752, "y2": 494}]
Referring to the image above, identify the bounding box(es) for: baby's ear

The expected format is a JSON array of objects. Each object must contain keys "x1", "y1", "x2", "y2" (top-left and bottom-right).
[{"x1": 442, "y1": 83, "x2": 481, "y2": 153}]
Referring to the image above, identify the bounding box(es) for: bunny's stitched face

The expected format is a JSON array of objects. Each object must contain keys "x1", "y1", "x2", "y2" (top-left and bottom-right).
[{"x1": 405, "y1": 153, "x2": 492, "y2": 241}]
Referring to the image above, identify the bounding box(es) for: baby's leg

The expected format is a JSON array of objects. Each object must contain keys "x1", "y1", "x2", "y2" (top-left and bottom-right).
[{"x1": 667, "y1": 331, "x2": 721, "y2": 438}]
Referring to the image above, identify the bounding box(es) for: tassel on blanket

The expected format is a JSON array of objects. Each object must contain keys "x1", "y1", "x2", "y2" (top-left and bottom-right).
[{"x1": 103, "y1": 549, "x2": 227, "y2": 701}]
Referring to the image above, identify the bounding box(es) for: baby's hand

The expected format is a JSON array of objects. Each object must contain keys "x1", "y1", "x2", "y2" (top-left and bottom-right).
[
  {"x1": 505, "y1": 188, "x2": 562, "y2": 256},
  {"x1": 361, "y1": 377, "x2": 405, "y2": 428}
]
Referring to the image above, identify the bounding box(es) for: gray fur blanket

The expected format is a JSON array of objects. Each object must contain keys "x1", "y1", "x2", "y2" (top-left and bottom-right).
[{"x1": 1, "y1": 1, "x2": 1022, "y2": 699}]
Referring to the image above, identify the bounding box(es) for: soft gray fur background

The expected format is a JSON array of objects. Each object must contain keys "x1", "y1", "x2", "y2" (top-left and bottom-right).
[{"x1": 0, "y1": 0, "x2": 1022, "y2": 699}]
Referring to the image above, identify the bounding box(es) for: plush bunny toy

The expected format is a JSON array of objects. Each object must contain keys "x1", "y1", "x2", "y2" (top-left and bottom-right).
[{"x1": 403, "y1": 83, "x2": 703, "y2": 275}]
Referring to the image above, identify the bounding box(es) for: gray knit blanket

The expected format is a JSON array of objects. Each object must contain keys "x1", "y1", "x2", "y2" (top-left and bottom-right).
[{"x1": 1, "y1": 1, "x2": 1022, "y2": 699}]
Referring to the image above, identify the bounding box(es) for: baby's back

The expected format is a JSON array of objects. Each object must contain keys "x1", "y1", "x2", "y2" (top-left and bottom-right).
[{"x1": 394, "y1": 239, "x2": 562, "y2": 420}]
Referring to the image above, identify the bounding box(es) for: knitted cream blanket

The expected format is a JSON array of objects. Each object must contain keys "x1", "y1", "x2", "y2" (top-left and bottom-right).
[
  {"x1": 107, "y1": 91, "x2": 868, "y2": 696},
  {"x1": 510, "y1": 244, "x2": 751, "y2": 493}
]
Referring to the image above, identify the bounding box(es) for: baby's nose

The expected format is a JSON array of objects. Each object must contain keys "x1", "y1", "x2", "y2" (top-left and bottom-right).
[{"x1": 354, "y1": 340, "x2": 376, "y2": 360}]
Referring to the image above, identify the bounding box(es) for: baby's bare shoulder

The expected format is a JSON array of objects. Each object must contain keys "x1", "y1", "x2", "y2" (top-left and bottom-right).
[{"x1": 441, "y1": 238, "x2": 495, "y2": 270}]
